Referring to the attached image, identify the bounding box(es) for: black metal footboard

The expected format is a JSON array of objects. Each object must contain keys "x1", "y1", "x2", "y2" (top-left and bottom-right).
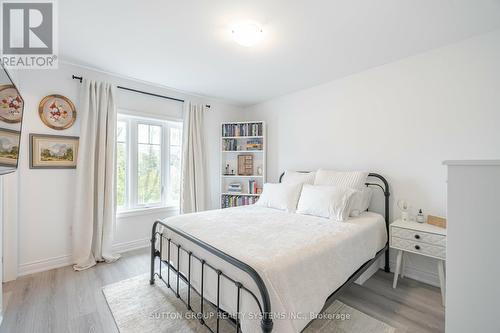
[{"x1": 150, "y1": 220, "x2": 274, "y2": 333}]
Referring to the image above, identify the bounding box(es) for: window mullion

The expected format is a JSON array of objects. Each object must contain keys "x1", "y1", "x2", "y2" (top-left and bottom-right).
[
  {"x1": 162, "y1": 124, "x2": 168, "y2": 207},
  {"x1": 130, "y1": 119, "x2": 139, "y2": 208},
  {"x1": 125, "y1": 118, "x2": 131, "y2": 210}
]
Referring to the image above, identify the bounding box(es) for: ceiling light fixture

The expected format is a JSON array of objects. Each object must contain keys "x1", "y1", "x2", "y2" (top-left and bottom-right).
[{"x1": 231, "y1": 22, "x2": 263, "y2": 47}]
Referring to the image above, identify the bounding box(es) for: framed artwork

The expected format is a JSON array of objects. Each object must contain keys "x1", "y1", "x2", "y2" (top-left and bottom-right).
[
  {"x1": 0, "y1": 128, "x2": 20, "y2": 167},
  {"x1": 30, "y1": 134, "x2": 79, "y2": 169},
  {"x1": 0, "y1": 84, "x2": 24, "y2": 123},
  {"x1": 38, "y1": 94, "x2": 77, "y2": 130}
]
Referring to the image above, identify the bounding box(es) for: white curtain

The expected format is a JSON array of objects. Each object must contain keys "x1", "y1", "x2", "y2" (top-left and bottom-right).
[
  {"x1": 72, "y1": 79, "x2": 120, "y2": 271},
  {"x1": 181, "y1": 102, "x2": 206, "y2": 214}
]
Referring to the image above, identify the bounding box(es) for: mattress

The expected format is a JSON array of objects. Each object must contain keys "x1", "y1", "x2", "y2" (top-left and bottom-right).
[{"x1": 159, "y1": 206, "x2": 387, "y2": 333}]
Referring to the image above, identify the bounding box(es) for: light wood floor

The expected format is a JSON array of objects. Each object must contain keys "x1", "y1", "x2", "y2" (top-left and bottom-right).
[{"x1": 0, "y1": 248, "x2": 444, "y2": 333}]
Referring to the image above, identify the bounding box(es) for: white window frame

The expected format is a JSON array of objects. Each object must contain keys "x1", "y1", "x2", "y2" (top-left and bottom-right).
[{"x1": 117, "y1": 110, "x2": 182, "y2": 214}]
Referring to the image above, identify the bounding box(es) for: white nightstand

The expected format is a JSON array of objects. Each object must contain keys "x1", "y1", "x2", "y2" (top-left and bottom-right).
[{"x1": 390, "y1": 219, "x2": 446, "y2": 306}]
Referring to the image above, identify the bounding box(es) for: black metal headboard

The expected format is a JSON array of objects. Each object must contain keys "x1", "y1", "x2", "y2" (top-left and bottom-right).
[{"x1": 279, "y1": 171, "x2": 390, "y2": 272}]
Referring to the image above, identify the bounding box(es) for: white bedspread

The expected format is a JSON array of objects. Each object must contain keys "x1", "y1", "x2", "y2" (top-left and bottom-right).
[{"x1": 159, "y1": 206, "x2": 387, "y2": 333}]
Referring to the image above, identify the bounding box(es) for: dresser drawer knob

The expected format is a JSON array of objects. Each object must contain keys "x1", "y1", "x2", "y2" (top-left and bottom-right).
[
  {"x1": 414, "y1": 234, "x2": 420, "y2": 240},
  {"x1": 415, "y1": 245, "x2": 421, "y2": 250}
]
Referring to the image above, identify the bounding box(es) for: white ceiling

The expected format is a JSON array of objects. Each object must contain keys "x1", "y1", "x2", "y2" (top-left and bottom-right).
[{"x1": 60, "y1": 0, "x2": 500, "y2": 106}]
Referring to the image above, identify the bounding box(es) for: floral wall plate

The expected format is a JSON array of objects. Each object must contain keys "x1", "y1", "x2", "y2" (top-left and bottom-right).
[
  {"x1": 0, "y1": 85, "x2": 24, "y2": 123},
  {"x1": 39, "y1": 94, "x2": 76, "y2": 130}
]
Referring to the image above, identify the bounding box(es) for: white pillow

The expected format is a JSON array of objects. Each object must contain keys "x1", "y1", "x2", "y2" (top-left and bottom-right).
[
  {"x1": 296, "y1": 185, "x2": 356, "y2": 221},
  {"x1": 281, "y1": 170, "x2": 316, "y2": 186},
  {"x1": 349, "y1": 187, "x2": 373, "y2": 217},
  {"x1": 314, "y1": 169, "x2": 369, "y2": 189},
  {"x1": 255, "y1": 183, "x2": 302, "y2": 212}
]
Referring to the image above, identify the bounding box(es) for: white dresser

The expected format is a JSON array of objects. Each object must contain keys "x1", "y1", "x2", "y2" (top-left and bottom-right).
[{"x1": 444, "y1": 160, "x2": 500, "y2": 333}]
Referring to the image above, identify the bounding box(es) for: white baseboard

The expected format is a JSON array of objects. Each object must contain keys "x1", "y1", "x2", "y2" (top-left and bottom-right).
[
  {"x1": 112, "y1": 238, "x2": 150, "y2": 254},
  {"x1": 18, "y1": 254, "x2": 72, "y2": 277},
  {"x1": 17, "y1": 238, "x2": 149, "y2": 277}
]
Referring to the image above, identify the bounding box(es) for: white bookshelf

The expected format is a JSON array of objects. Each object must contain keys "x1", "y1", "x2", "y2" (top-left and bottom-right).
[{"x1": 220, "y1": 121, "x2": 266, "y2": 208}]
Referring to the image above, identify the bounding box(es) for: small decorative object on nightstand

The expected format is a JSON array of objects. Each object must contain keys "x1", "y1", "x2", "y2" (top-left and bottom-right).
[
  {"x1": 416, "y1": 209, "x2": 425, "y2": 223},
  {"x1": 398, "y1": 199, "x2": 410, "y2": 222},
  {"x1": 427, "y1": 215, "x2": 447, "y2": 228},
  {"x1": 390, "y1": 218, "x2": 446, "y2": 306}
]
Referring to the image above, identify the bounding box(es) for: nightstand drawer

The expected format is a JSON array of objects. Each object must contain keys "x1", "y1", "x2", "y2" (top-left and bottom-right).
[
  {"x1": 391, "y1": 226, "x2": 446, "y2": 247},
  {"x1": 391, "y1": 236, "x2": 446, "y2": 259}
]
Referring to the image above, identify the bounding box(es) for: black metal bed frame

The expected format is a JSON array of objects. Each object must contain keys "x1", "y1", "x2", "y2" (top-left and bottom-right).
[{"x1": 150, "y1": 172, "x2": 390, "y2": 333}]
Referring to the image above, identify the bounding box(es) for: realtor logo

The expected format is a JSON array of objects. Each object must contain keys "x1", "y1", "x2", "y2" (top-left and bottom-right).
[{"x1": 1, "y1": 0, "x2": 58, "y2": 69}]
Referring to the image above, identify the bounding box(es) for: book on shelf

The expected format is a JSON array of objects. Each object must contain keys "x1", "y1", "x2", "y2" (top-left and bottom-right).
[
  {"x1": 227, "y1": 183, "x2": 242, "y2": 194},
  {"x1": 247, "y1": 180, "x2": 256, "y2": 194},
  {"x1": 222, "y1": 122, "x2": 263, "y2": 137},
  {"x1": 222, "y1": 138, "x2": 237, "y2": 151},
  {"x1": 221, "y1": 194, "x2": 259, "y2": 208},
  {"x1": 223, "y1": 138, "x2": 263, "y2": 152},
  {"x1": 246, "y1": 139, "x2": 263, "y2": 151}
]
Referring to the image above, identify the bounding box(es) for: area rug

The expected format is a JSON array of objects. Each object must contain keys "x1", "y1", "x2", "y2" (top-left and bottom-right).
[{"x1": 103, "y1": 273, "x2": 395, "y2": 333}]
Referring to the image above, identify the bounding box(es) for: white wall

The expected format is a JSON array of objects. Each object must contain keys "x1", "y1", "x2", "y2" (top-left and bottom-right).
[
  {"x1": 7, "y1": 62, "x2": 241, "y2": 278},
  {"x1": 244, "y1": 30, "x2": 500, "y2": 285}
]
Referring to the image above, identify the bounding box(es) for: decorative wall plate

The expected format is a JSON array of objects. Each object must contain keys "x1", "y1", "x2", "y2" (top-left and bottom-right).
[
  {"x1": 0, "y1": 84, "x2": 24, "y2": 123},
  {"x1": 39, "y1": 94, "x2": 76, "y2": 130}
]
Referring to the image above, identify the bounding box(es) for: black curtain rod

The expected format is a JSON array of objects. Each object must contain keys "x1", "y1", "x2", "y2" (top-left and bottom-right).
[{"x1": 72, "y1": 75, "x2": 210, "y2": 108}]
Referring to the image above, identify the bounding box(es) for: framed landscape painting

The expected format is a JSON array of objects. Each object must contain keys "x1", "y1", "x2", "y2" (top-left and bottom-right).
[
  {"x1": 0, "y1": 128, "x2": 20, "y2": 167},
  {"x1": 30, "y1": 134, "x2": 79, "y2": 169}
]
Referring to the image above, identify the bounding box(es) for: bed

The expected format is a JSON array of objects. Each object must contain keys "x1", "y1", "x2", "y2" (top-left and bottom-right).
[{"x1": 150, "y1": 172, "x2": 390, "y2": 333}]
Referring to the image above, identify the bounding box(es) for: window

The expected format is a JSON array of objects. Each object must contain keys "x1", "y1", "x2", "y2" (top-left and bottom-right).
[{"x1": 116, "y1": 113, "x2": 182, "y2": 212}]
